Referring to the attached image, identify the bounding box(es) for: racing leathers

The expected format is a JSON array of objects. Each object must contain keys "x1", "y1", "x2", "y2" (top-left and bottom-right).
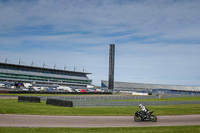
[{"x1": 139, "y1": 104, "x2": 149, "y2": 118}]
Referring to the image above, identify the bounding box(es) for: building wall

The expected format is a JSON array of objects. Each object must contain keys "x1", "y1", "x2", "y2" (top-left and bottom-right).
[{"x1": 101, "y1": 80, "x2": 200, "y2": 95}]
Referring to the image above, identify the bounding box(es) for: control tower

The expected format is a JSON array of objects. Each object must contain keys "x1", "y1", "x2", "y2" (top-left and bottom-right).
[{"x1": 108, "y1": 44, "x2": 115, "y2": 93}]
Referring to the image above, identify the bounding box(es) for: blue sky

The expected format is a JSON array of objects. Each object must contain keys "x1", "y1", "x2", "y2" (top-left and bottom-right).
[{"x1": 0, "y1": 0, "x2": 200, "y2": 86}]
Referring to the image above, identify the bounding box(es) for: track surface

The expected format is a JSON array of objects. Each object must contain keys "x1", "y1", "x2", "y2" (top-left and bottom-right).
[{"x1": 0, "y1": 114, "x2": 200, "y2": 127}]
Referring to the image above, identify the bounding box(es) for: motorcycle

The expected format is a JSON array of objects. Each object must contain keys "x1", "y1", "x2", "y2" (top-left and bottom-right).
[{"x1": 134, "y1": 110, "x2": 157, "y2": 122}]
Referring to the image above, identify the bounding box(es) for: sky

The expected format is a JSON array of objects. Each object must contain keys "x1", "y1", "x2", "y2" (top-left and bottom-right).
[{"x1": 0, "y1": 0, "x2": 200, "y2": 86}]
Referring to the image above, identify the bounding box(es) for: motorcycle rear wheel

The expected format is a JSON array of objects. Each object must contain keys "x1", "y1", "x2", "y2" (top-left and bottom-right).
[
  {"x1": 134, "y1": 116, "x2": 142, "y2": 122},
  {"x1": 150, "y1": 115, "x2": 157, "y2": 122}
]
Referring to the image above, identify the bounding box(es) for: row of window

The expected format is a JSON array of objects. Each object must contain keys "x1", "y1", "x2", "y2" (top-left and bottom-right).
[
  {"x1": 0, "y1": 66, "x2": 87, "y2": 77},
  {"x1": 0, "y1": 73, "x2": 92, "y2": 85}
]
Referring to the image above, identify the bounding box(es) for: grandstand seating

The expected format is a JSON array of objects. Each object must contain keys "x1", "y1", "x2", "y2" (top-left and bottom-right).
[{"x1": 0, "y1": 63, "x2": 92, "y2": 87}]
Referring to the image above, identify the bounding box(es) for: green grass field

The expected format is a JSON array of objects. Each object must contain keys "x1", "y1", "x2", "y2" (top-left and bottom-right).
[
  {"x1": 1, "y1": 99, "x2": 200, "y2": 115},
  {"x1": 1, "y1": 125, "x2": 200, "y2": 133},
  {"x1": 1, "y1": 97, "x2": 200, "y2": 133}
]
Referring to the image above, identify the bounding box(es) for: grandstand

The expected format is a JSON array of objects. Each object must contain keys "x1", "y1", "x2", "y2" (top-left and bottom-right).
[
  {"x1": 101, "y1": 80, "x2": 200, "y2": 95},
  {"x1": 0, "y1": 62, "x2": 92, "y2": 88}
]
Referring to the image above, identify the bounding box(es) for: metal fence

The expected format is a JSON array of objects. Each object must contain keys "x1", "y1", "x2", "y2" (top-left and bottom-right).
[
  {"x1": 72, "y1": 101, "x2": 200, "y2": 107},
  {"x1": 39, "y1": 94, "x2": 200, "y2": 107},
  {"x1": 40, "y1": 95, "x2": 158, "y2": 101},
  {"x1": 40, "y1": 94, "x2": 199, "y2": 101}
]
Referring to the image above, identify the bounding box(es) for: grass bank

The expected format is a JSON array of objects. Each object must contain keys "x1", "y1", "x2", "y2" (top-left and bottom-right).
[
  {"x1": 1, "y1": 125, "x2": 200, "y2": 133},
  {"x1": 1, "y1": 99, "x2": 200, "y2": 115}
]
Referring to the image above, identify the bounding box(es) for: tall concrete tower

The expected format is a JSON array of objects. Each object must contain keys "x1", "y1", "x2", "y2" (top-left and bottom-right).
[{"x1": 108, "y1": 44, "x2": 115, "y2": 93}]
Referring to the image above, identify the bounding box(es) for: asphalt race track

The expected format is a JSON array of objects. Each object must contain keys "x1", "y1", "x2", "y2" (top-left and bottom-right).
[{"x1": 0, "y1": 114, "x2": 200, "y2": 127}]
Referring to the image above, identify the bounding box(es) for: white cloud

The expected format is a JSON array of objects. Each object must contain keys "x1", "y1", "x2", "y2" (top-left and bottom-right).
[
  {"x1": 1, "y1": 0, "x2": 200, "y2": 39},
  {"x1": 0, "y1": 0, "x2": 200, "y2": 86}
]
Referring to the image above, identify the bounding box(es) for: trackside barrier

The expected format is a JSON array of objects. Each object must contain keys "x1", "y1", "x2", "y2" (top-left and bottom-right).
[
  {"x1": 37, "y1": 94, "x2": 200, "y2": 107},
  {"x1": 40, "y1": 95, "x2": 158, "y2": 101},
  {"x1": 72, "y1": 101, "x2": 200, "y2": 107},
  {"x1": 0, "y1": 91, "x2": 9, "y2": 94},
  {"x1": 39, "y1": 94, "x2": 200, "y2": 102},
  {"x1": 46, "y1": 99, "x2": 73, "y2": 107},
  {"x1": 18, "y1": 96, "x2": 40, "y2": 103}
]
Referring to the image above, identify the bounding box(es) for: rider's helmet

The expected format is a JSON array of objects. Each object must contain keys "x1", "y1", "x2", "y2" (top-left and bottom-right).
[{"x1": 139, "y1": 104, "x2": 142, "y2": 109}]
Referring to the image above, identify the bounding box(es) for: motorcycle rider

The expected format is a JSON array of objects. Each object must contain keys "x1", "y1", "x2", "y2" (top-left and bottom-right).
[{"x1": 139, "y1": 104, "x2": 149, "y2": 118}]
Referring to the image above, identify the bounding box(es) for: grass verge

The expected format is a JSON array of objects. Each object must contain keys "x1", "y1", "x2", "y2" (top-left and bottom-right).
[
  {"x1": 0, "y1": 125, "x2": 200, "y2": 133},
  {"x1": 1, "y1": 99, "x2": 200, "y2": 115}
]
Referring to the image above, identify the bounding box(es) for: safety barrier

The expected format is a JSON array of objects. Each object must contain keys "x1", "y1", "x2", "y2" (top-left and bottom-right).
[
  {"x1": 46, "y1": 99, "x2": 73, "y2": 107},
  {"x1": 72, "y1": 101, "x2": 200, "y2": 107},
  {"x1": 40, "y1": 94, "x2": 200, "y2": 102},
  {"x1": 40, "y1": 95, "x2": 158, "y2": 101},
  {"x1": 39, "y1": 94, "x2": 200, "y2": 107},
  {"x1": 18, "y1": 96, "x2": 40, "y2": 103}
]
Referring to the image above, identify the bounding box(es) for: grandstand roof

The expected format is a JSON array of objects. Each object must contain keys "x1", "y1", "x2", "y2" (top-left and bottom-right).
[
  {"x1": 101, "y1": 80, "x2": 200, "y2": 92},
  {"x1": 0, "y1": 62, "x2": 91, "y2": 75}
]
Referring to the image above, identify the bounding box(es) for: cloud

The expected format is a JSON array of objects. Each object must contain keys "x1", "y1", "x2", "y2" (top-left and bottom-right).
[
  {"x1": 0, "y1": 0, "x2": 200, "y2": 85},
  {"x1": 1, "y1": 0, "x2": 200, "y2": 39}
]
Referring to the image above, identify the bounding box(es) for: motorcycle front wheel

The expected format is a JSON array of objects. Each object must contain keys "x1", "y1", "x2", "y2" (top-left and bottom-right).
[
  {"x1": 134, "y1": 116, "x2": 142, "y2": 122},
  {"x1": 150, "y1": 115, "x2": 157, "y2": 122}
]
